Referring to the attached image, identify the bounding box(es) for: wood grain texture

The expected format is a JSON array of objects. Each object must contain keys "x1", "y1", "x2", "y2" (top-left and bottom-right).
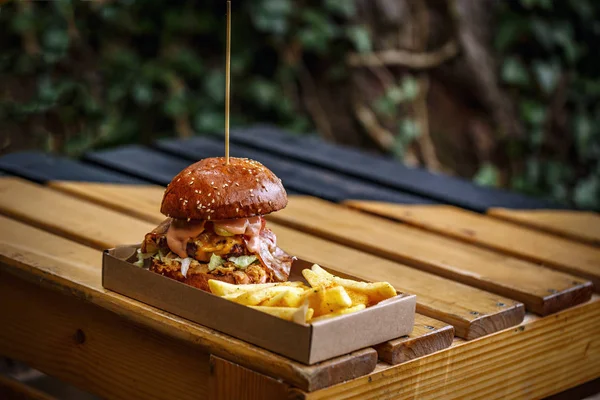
[
  {"x1": 0, "y1": 178, "x2": 153, "y2": 250},
  {"x1": 0, "y1": 215, "x2": 377, "y2": 392},
  {"x1": 296, "y1": 296, "x2": 600, "y2": 400},
  {"x1": 373, "y1": 314, "x2": 454, "y2": 365},
  {"x1": 47, "y1": 180, "x2": 524, "y2": 340},
  {"x1": 270, "y1": 196, "x2": 594, "y2": 316},
  {"x1": 489, "y1": 208, "x2": 600, "y2": 247},
  {"x1": 0, "y1": 374, "x2": 57, "y2": 400},
  {"x1": 346, "y1": 201, "x2": 600, "y2": 289},
  {"x1": 0, "y1": 272, "x2": 212, "y2": 400},
  {"x1": 209, "y1": 356, "x2": 291, "y2": 400},
  {"x1": 2, "y1": 182, "x2": 597, "y2": 399},
  {"x1": 49, "y1": 181, "x2": 166, "y2": 223}
]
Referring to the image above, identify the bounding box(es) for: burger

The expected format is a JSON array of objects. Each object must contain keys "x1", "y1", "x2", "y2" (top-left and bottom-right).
[{"x1": 135, "y1": 157, "x2": 295, "y2": 291}]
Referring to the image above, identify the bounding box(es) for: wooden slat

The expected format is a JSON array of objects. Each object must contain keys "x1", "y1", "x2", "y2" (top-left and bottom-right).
[
  {"x1": 0, "y1": 271, "x2": 213, "y2": 400},
  {"x1": 268, "y1": 196, "x2": 594, "y2": 316},
  {"x1": 0, "y1": 215, "x2": 377, "y2": 392},
  {"x1": 345, "y1": 202, "x2": 600, "y2": 290},
  {"x1": 297, "y1": 296, "x2": 600, "y2": 400},
  {"x1": 0, "y1": 151, "x2": 147, "y2": 184},
  {"x1": 50, "y1": 181, "x2": 167, "y2": 223},
  {"x1": 222, "y1": 125, "x2": 565, "y2": 212},
  {"x1": 489, "y1": 208, "x2": 600, "y2": 247},
  {"x1": 48, "y1": 180, "x2": 524, "y2": 340},
  {"x1": 0, "y1": 177, "x2": 154, "y2": 250},
  {"x1": 209, "y1": 356, "x2": 291, "y2": 400},
  {"x1": 373, "y1": 314, "x2": 454, "y2": 365},
  {"x1": 0, "y1": 374, "x2": 57, "y2": 400},
  {"x1": 2, "y1": 187, "x2": 597, "y2": 399},
  {"x1": 154, "y1": 137, "x2": 434, "y2": 204}
]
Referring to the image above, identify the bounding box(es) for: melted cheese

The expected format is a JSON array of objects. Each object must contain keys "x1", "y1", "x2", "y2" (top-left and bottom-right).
[{"x1": 213, "y1": 217, "x2": 262, "y2": 253}]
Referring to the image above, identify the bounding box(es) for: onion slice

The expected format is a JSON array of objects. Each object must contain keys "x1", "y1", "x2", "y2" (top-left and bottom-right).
[{"x1": 181, "y1": 257, "x2": 192, "y2": 277}]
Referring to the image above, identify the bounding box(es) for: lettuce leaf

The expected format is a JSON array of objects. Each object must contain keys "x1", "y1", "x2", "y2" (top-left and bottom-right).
[
  {"x1": 208, "y1": 253, "x2": 225, "y2": 271},
  {"x1": 228, "y1": 255, "x2": 258, "y2": 270}
]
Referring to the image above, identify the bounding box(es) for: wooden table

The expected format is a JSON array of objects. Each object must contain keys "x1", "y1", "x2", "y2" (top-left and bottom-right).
[{"x1": 0, "y1": 127, "x2": 599, "y2": 399}]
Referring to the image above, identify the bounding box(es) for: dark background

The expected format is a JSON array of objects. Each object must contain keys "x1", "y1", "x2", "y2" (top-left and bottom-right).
[{"x1": 0, "y1": 0, "x2": 599, "y2": 210}]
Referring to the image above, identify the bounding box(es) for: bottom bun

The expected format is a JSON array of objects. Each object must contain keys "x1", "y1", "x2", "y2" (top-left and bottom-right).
[{"x1": 149, "y1": 257, "x2": 273, "y2": 292}]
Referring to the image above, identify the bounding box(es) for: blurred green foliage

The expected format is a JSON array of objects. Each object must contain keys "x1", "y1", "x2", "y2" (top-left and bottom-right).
[
  {"x1": 491, "y1": 0, "x2": 600, "y2": 209},
  {"x1": 0, "y1": 0, "x2": 363, "y2": 154},
  {"x1": 1, "y1": 0, "x2": 598, "y2": 209}
]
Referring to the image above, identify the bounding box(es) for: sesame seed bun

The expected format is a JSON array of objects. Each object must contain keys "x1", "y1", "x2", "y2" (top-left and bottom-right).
[{"x1": 160, "y1": 157, "x2": 287, "y2": 221}]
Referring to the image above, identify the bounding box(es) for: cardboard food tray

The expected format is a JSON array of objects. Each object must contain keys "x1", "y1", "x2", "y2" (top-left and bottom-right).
[{"x1": 102, "y1": 245, "x2": 417, "y2": 364}]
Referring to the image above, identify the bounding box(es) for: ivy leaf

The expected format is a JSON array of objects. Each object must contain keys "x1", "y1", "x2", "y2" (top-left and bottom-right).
[
  {"x1": 299, "y1": 9, "x2": 339, "y2": 53},
  {"x1": 346, "y1": 25, "x2": 372, "y2": 53},
  {"x1": 574, "y1": 175, "x2": 600, "y2": 209},
  {"x1": 194, "y1": 111, "x2": 224, "y2": 133},
  {"x1": 473, "y1": 163, "x2": 499, "y2": 187},
  {"x1": 519, "y1": 100, "x2": 546, "y2": 126},
  {"x1": 495, "y1": 16, "x2": 526, "y2": 52},
  {"x1": 204, "y1": 70, "x2": 225, "y2": 104},
  {"x1": 552, "y1": 23, "x2": 580, "y2": 63},
  {"x1": 400, "y1": 76, "x2": 419, "y2": 102},
  {"x1": 247, "y1": 78, "x2": 278, "y2": 108},
  {"x1": 324, "y1": 0, "x2": 356, "y2": 18},
  {"x1": 530, "y1": 18, "x2": 554, "y2": 49},
  {"x1": 398, "y1": 119, "x2": 420, "y2": 141},
  {"x1": 249, "y1": 0, "x2": 292, "y2": 36},
  {"x1": 133, "y1": 82, "x2": 153, "y2": 106},
  {"x1": 526, "y1": 158, "x2": 541, "y2": 183},
  {"x1": 574, "y1": 111, "x2": 594, "y2": 158},
  {"x1": 533, "y1": 61, "x2": 560, "y2": 94},
  {"x1": 568, "y1": 0, "x2": 594, "y2": 20},
  {"x1": 164, "y1": 92, "x2": 187, "y2": 117},
  {"x1": 501, "y1": 57, "x2": 530, "y2": 86}
]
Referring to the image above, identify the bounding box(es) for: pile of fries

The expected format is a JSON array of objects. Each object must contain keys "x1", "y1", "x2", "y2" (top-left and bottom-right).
[{"x1": 208, "y1": 264, "x2": 397, "y2": 324}]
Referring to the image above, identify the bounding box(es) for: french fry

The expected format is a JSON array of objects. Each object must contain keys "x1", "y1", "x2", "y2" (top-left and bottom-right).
[
  {"x1": 250, "y1": 305, "x2": 314, "y2": 323},
  {"x1": 309, "y1": 304, "x2": 366, "y2": 323},
  {"x1": 302, "y1": 267, "x2": 334, "y2": 289},
  {"x1": 293, "y1": 303, "x2": 314, "y2": 324},
  {"x1": 208, "y1": 279, "x2": 307, "y2": 297},
  {"x1": 309, "y1": 264, "x2": 396, "y2": 305},
  {"x1": 209, "y1": 264, "x2": 395, "y2": 324},
  {"x1": 330, "y1": 279, "x2": 397, "y2": 305},
  {"x1": 260, "y1": 289, "x2": 304, "y2": 308},
  {"x1": 301, "y1": 285, "x2": 352, "y2": 317},
  {"x1": 310, "y1": 264, "x2": 335, "y2": 278},
  {"x1": 345, "y1": 289, "x2": 370, "y2": 307},
  {"x1": 232, "y1": 286, "x2": 304, "y2": 306}
]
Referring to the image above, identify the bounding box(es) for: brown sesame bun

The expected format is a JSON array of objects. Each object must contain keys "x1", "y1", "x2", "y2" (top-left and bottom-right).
[{"x1": 160, "y1": 157, "x2": 287, "y2": 221}]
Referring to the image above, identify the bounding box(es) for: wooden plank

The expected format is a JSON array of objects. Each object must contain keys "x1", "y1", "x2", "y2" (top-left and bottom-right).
[
  {"x1": 0, "y1": 215, "x2": 377, "y2": 392},
  {"x1": 50, "y1": 181, "x2": 167, "y2": 223},
  {"x1": 489, "y1": 208, "x2": 600, "y2": 247},
  {"x1": 47, "y1": 180, "x2": 524, "y2": 340},
  {"x1": 373, "y1": 314, "x2": 454, "y2": 365},
  {"x1": 154, "y1": 137, "x2": 434, "y2": 204},
  {"x1": 296, "y1": 296, "x2": 600, "y2": 400},
  {"x1": 84, "y1": 145, "x2": 188, "y2": 186},
  {"x1": 0, "y1": 271, "x2": 213, "y2": 400},
  {"x1": 268, "y1": 196, "x2": 594, "y2": 316},
  {"x1": 0, "y1": 374, "x2": 57, "y2": 400},
  {"x1": 221, "y1": 125, "x2": 565, "y2": 212},
  {"x1": 209, "y1": 356, "x2": 292, "y2": 400},
  {"x1": 345, "y1": 202, "x2": 600, "y2": 290},
  {"x1": 0, "y1": 151, "x2": 147, "y2": 184},
  {"x1": 0, "y1": 177, "x2": 155, "y2": 250},
  {"x1": 1, "y1": 199, "x2": 596, "y2": 399}
]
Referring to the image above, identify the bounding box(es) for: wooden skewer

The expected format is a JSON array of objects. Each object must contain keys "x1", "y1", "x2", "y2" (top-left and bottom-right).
[{"x1": 225, "y1": 0, "x2": 231, "y2": 165}]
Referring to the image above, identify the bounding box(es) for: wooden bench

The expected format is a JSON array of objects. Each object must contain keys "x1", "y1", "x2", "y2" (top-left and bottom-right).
[{"x1": 0, "y1": 126, "x2": 598, "y2": 399}]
